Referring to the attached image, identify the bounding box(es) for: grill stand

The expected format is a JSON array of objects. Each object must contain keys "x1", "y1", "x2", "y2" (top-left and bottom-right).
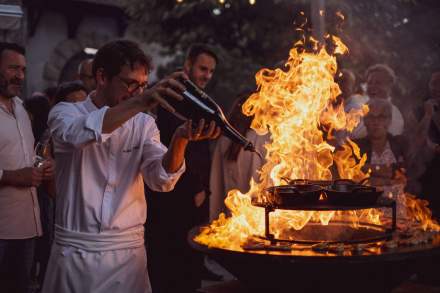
[{"x1": 256, "y1": 198, "x2": 397, "y2": 244}]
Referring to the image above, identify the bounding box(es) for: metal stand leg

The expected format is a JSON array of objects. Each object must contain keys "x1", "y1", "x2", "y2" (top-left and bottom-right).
[
  {"x1": 391, "y1": 201, "x2": 397, "y2": 231},
  {"x1": 265, "y1": 207, "x2": 275, "y2": 244}
]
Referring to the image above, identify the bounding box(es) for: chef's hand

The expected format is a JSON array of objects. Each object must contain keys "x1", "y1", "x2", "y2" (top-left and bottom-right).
[
  {"x1": 139, "y1": 71, "x2": 187, "y2": 113},
  {"x1": 174, "y1": 119, "x2": 221, "y2": 142},
  {"x1": 163, "y1": 119, "x2": 221, "y2": 174}
]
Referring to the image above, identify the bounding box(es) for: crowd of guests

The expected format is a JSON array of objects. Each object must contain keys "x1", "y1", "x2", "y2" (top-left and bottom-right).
[
  {"x1": 335, "y1": 64, "x2": 440, "y2": 220},
  {"x1": 0, "y1": 38, "x2": 439, "y2": 293}
]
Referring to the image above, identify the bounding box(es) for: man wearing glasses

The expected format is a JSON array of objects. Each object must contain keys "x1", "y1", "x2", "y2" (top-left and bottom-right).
[{"x1": 42, "y1": 40, "x2": 220, "y2": 293}]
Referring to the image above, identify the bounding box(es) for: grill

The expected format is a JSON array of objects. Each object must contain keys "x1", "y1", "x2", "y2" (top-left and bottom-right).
[
  {"x1": 190, "y1": 179, "x2": 440, "y2": 292},
  {"x1": 189, "y1": 226, "x2": 440, "y2": 293},
  {"x1": 253, "y1": 179, "x2": 396, "y2": 245}
]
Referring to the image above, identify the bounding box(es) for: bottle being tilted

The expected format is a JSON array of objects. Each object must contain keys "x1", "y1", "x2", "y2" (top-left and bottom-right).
[{"x1": 170, "y1": 79, "x2": 261, "y2": 157}]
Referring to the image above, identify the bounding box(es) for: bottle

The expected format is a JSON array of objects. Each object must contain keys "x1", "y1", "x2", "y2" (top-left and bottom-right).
[{"x1": 170, "y1": 79, "x2": 261, "y2": 157}]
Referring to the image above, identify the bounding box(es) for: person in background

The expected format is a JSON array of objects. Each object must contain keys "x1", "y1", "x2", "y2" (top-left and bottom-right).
[
  {"x1": 209, "y1": 92, "x2": 268, "y2": 221},
  {"x1": 77, "y1": 58, "x2": 96, "y2": 93},
  {"x1": 23, "y1": 93, "x2": 55, "y2": 291},
  {"x1": 43, "y1": 86, "x2": 58, "y2": 107},
  {"x1": 354, "y1": 99, "x2": 408, "y2": 218},
  {"x1": 54, "y1": 80, "x2": 88, "y2": 104},
  {"x1": 336, "y1": 69, "x2": 366, "y2": 112},
  {"x1": 335, "y1": 69, "x2": 356, "y2": 106},
  {"x1": 23, "y1": 93, "x2": 51, "y2": 142},
  {"x1": 351, "y1": 64, "x2": 405, "y2": 139},
  {"x1": 0, "y1": 42, "x2": 54, "y2": 293},
  {"x1": 332, "y1": 69, "x2": 364, "y2": 146},
  {"x1": 146, "y1": 43, "x2": 219, "y2": 293},
  {"x1": 414, "y1": 71, "x2": 440, "y2": 218}
]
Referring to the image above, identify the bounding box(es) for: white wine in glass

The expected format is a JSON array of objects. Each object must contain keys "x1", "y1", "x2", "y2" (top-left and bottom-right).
[{"x1": 34, "y1": 142, "x2": 50, "y2": 168}]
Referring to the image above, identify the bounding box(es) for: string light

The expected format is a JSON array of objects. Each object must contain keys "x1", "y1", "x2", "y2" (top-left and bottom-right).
[{"x1": 213, "y1": 8, "x2": 222, "y2": 15}]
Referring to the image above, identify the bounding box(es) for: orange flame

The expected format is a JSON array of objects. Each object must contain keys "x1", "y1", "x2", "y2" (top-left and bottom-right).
[
  {"x1": 195, "y1": 29, "x2": 439, "y2": 250},
  {"x1": 405, "y1": 194, "x2": 440, "y2": 231},
  {"x1": 195, "y1": 34, "x2": 372, "y2": 250}
]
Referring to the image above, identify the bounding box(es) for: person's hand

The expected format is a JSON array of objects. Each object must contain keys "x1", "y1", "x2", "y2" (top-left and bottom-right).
[
  {"x1": 174, "y1": 119, "x2": 221, "y2": 142},
  {"x1": 138, "y1": 71, "x2": 187, "y2": 113},
  {"x1": 41, "y1": 158, "x2": 55, "y2": 181},
  {"x1": 194, "y1": 190, "x2": 206, "y2": 208},
  {"x1": 424, "y1": 99, "x2": 438, "y2": 118},
  {"x1": 10, "y1": 167, "x2": 43, "y2": 187}
]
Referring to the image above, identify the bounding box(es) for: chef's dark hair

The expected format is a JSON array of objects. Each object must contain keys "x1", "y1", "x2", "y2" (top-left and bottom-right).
[{"x1": 93, "y1": 40, "x2": 152, "y2": 80}]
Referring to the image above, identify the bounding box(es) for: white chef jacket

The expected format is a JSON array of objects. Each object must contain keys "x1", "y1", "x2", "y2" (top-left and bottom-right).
[{"x1": 42, "y1": 98, "x2": 185, "y2": 293}]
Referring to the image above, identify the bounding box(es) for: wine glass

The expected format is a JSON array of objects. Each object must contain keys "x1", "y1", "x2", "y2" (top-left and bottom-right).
[{"x1": 34, "y1": 142, "x2": 51, "y2": 168}]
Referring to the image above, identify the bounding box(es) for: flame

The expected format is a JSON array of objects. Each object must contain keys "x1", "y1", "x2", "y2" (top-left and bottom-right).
[
  {"x1": 331, "y1": 35, "x2": 349, "y2": 55},
  {"x1": 195, "y1": 25, "x2": 439, "y2": 250},
  {"x1": 405, "y1": 194, "x2": 440, "y2": 231},
  {"x1": 195, "y1": 33, "x2": 371, "y2": 250}
]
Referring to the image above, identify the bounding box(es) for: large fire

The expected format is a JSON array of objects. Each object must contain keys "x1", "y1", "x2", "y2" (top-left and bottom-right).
[{"x1": 195, "y1": 30, "x2": 439, "y2": 251}]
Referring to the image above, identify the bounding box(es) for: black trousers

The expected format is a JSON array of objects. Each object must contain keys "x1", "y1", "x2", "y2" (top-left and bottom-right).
[
  {"x1": 0, "y1": 238, "x2": 35, "y2": 293},
  {"x1": 146, "y1": 192, "x2": 209, "y2": 293}
]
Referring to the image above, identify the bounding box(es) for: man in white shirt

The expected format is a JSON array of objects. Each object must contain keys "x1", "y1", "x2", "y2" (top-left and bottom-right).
[
  {"x1": 42, "y1": 40, "x2": 220, "y2": 293},
  {"x1": 0, "y1": 42, "x2": 54, "y2": 293},
  {"x1": 350, "y1": 64, "x2": 404, "y2": 139}
]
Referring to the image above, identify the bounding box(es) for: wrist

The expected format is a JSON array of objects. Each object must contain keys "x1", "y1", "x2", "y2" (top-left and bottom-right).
[
  {"x1": 131, "y1": 96, "x2": 148, "y2": 112},
  {"x1": 172, "y1": 134, "x2": 189, "y2": 148},
  {"x1": 0, "y1": 170, "x2": 15, "y2": 185}
]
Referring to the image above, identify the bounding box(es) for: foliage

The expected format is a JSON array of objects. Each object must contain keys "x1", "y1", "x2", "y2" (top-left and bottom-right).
[{"x1": 125, "y1": 0, "x2": 440, "y2": 111}]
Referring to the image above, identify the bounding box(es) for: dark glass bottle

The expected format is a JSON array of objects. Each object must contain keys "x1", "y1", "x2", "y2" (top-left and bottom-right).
[{"x1": 170, "y1": 79, "x2": 260, "y2": 155}]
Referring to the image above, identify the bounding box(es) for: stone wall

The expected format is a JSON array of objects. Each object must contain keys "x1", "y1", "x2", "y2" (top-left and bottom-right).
[
  {"x1": 26, "y1": 14, "x2": 172, "y2": 94},
  {"x1": 0, "y1": 0, "x2": 24, "y2": 44}
]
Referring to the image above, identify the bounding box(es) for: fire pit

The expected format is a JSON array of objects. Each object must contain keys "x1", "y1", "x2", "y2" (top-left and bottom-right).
[
  {"x1": 189, "y1": 226, "x2": 440, "y2": 293},
  {"x1": 191, "y1": 26, "x2": 440, "y2": 293}
]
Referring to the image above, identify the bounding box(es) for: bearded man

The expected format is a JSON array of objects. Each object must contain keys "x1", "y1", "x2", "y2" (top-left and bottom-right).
[{"x1": 0, "y1": 42, "x2": 54, "y2": 293}]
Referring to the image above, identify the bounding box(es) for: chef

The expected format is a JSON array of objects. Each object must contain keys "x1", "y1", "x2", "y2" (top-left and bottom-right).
[{"x1": 42, "y1": 40, "x2": 220, "y2": 293}]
